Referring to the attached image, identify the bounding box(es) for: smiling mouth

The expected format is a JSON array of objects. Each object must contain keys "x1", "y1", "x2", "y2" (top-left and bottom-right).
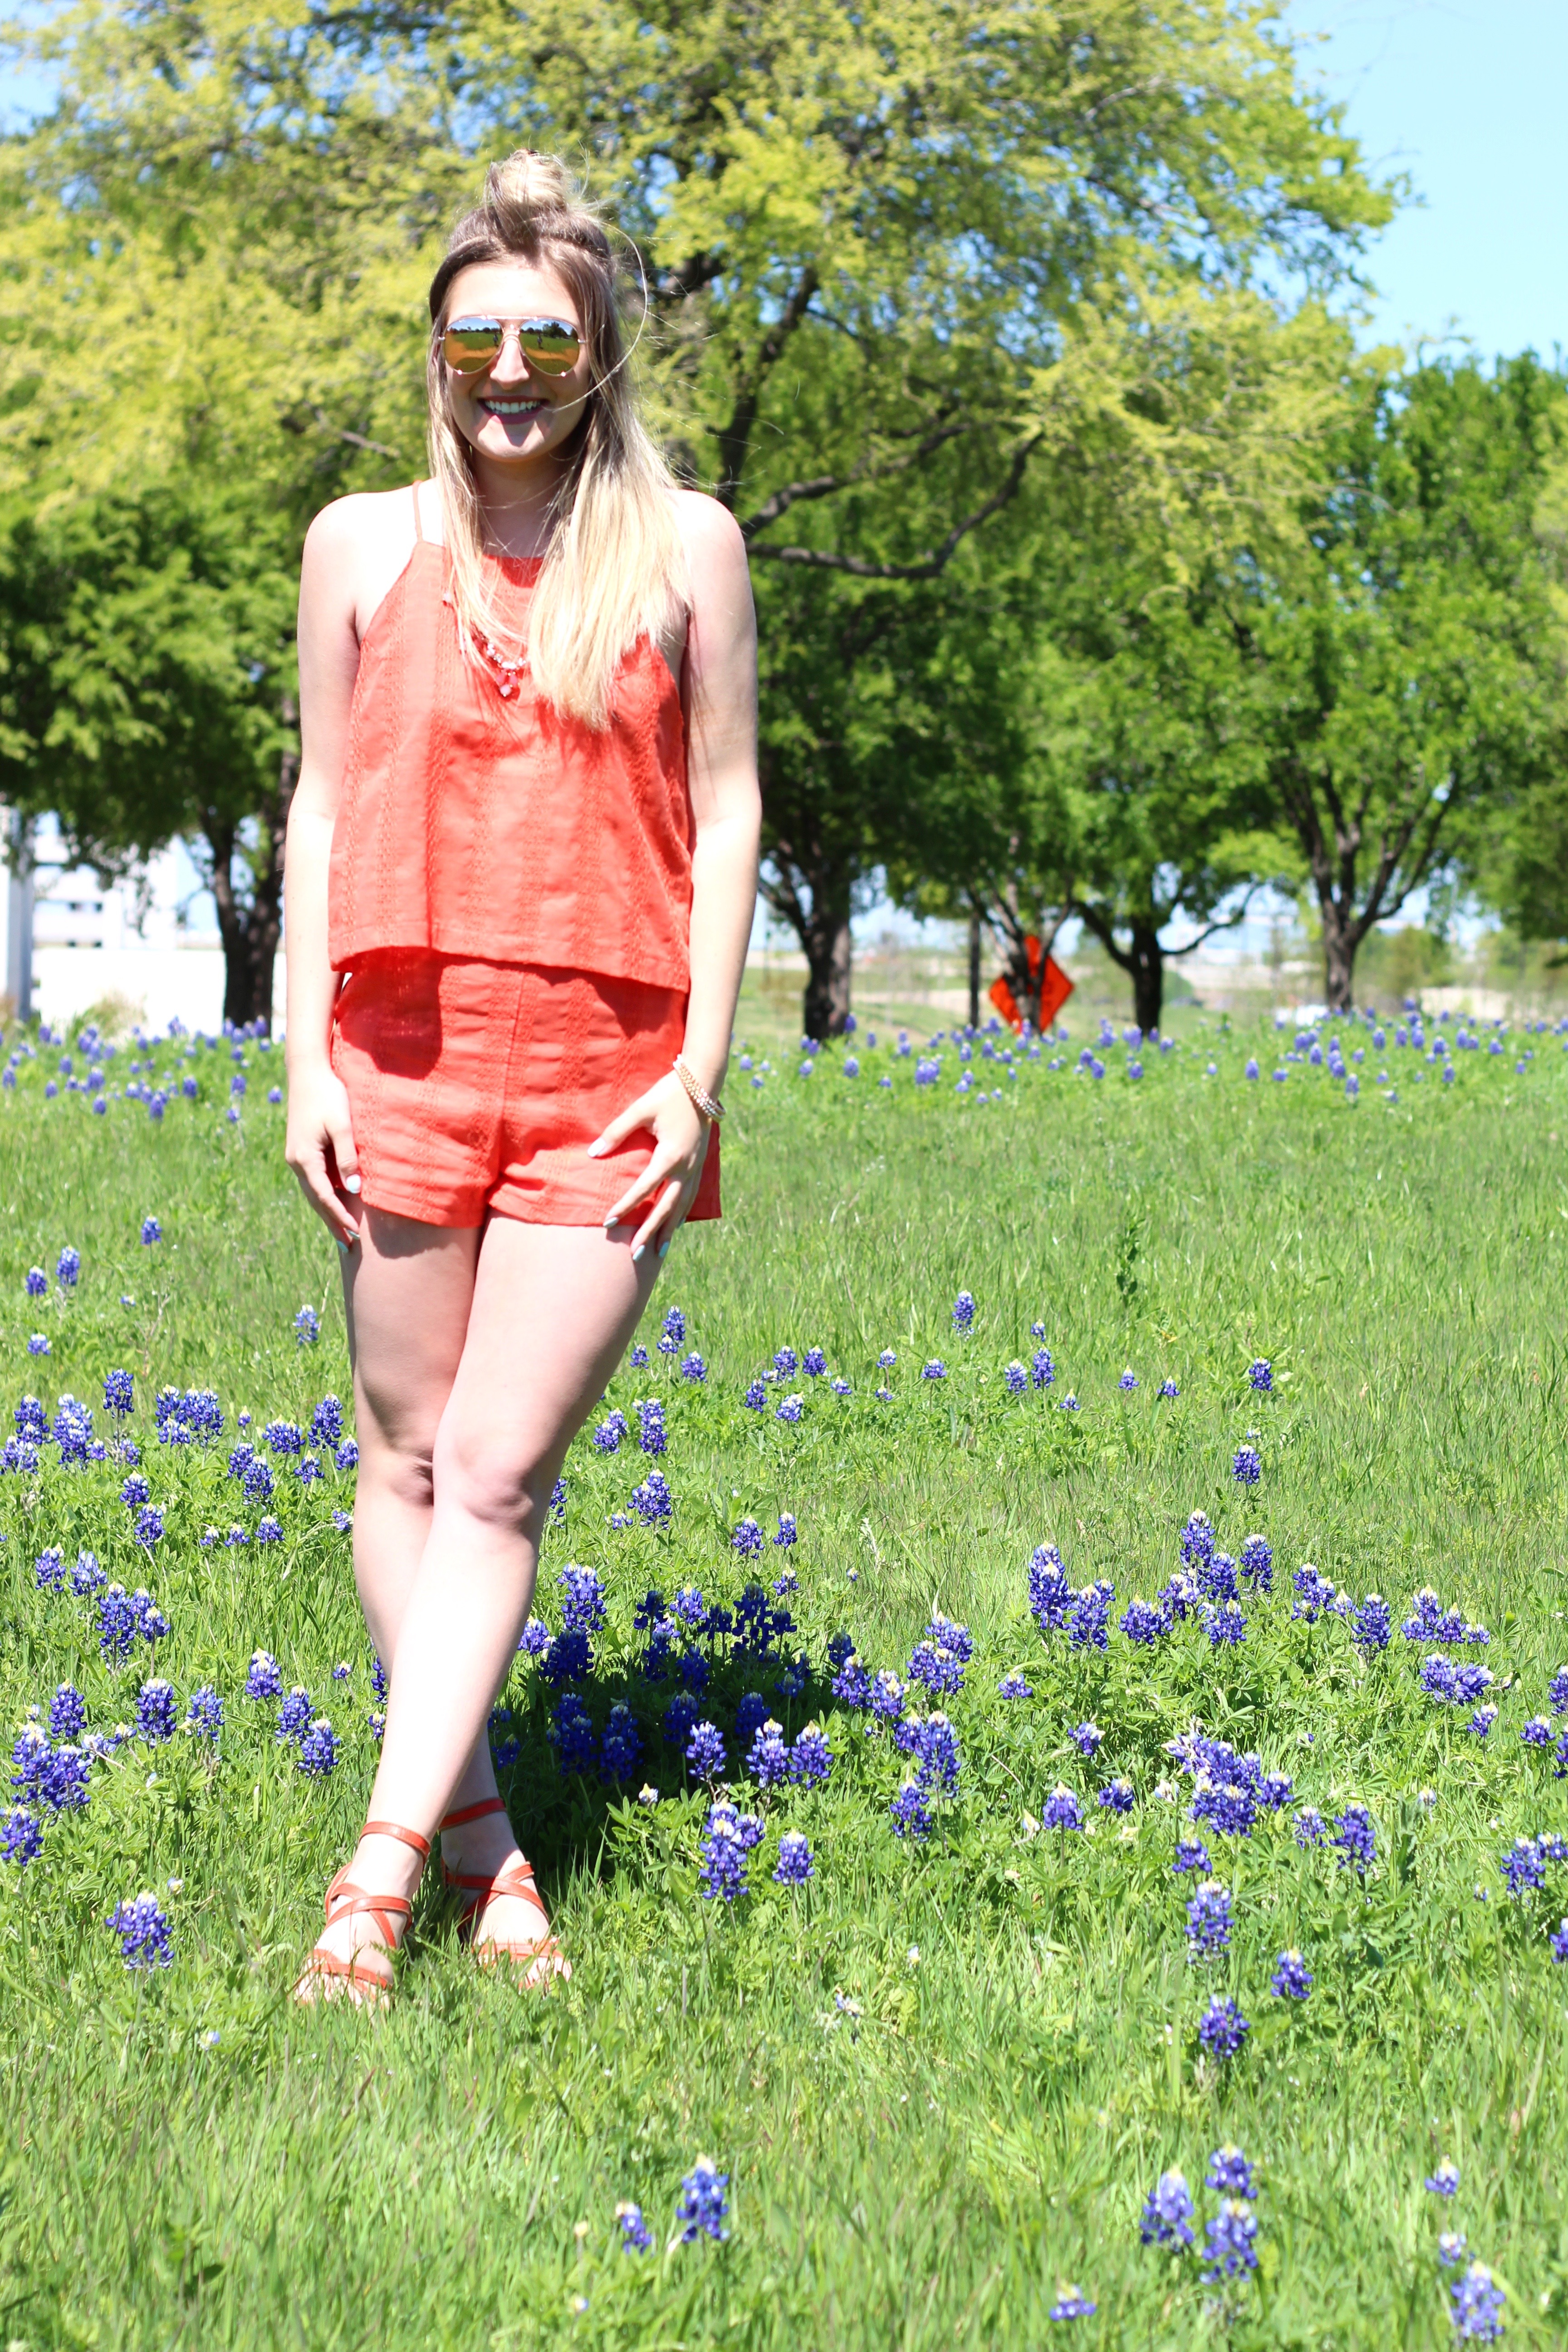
[{"x1": 480, "y1": 397, "x2": 548, "y2": 417}]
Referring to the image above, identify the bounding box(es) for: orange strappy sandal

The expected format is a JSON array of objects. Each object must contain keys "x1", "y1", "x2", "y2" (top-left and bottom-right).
[
  {"x1": 297, "y1": 1820, "x2": 431, "y2": 2004},
  {"x1": 439, "y1": 1797, "x2": 571, "y2": 1989}
]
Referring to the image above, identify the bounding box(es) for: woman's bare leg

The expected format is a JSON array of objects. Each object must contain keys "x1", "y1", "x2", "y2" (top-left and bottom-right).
[{"x1": 306, "y1": 1217, "x2": 659, "y2": 1986}]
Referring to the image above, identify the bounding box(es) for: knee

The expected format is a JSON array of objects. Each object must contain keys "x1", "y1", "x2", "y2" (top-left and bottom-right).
[
  {"x1": 433, "y1": 1417, "x2": 551, "y2": 1534},
  {"x1": 355, "y1": 1404, "x2": 438, "y2": 1509}
]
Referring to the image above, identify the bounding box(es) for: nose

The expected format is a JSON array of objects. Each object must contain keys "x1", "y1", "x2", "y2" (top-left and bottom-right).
[{"x1": 485, "y1": 327, "x2": 530, "y2": 387}]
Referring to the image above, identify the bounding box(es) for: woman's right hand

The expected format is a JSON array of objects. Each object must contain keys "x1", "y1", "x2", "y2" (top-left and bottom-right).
[{"x1": 284, "y1": 1061, "x2": 363, "y2": 1245}]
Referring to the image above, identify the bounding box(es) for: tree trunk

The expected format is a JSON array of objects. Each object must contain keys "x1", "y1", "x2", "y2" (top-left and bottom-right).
[
  {"x1": 201, "y1": 692, "x2": 299, "y2": 1033},
  {"x1": 1321, "y1": 908, "x2": 1356, "y2": 1012},
  {"x1": 1127, "y1": 921, "x2": 1163, "y2": 1036},
  {"x1": 967, "y1": 904, "x2": 981, "y2": 1029},
  {"x1": 802, "y1": 898, "x2": 853, "y2": 1040}
]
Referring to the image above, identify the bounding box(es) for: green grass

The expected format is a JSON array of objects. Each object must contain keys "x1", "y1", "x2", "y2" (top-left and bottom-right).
[{"x1": 2, "y1": 1013, "x2": 1567, "y2": 2350}]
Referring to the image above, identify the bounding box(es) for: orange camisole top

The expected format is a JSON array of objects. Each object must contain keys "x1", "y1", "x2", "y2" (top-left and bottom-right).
[{"x1": 328, "y1": 492, "x2": 693, "y2": 992}]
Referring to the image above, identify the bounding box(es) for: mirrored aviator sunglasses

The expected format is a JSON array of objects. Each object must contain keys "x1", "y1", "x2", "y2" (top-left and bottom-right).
[{"x1": 440, "y1": 315, "x2": 583, "y2": 377}]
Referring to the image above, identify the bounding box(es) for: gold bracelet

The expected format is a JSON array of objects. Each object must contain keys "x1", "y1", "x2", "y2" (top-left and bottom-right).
[{"x1": 673, "y1": 1055, "x2": 724, "y2": 1122}]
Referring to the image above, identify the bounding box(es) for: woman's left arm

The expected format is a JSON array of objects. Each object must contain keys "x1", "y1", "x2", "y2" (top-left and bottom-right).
[{"x1": 588, "y1": 495, "x2": 760, "y2": 1255}]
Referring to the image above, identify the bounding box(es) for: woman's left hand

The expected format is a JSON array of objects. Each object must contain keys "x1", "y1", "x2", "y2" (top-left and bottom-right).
[{"x1": 587, "y1": 1071, "x2": 711, "y2": 1259}]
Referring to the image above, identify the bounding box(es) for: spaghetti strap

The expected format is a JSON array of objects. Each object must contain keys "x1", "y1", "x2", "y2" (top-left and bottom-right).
[{"x1": 411, "y1": 481, "x2": 424, "y2": 543}]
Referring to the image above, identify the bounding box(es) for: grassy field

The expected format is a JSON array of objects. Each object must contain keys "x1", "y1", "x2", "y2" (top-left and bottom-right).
[{"x1": 2, "y1": 1001, "x2": 1567, "y2": 2349}]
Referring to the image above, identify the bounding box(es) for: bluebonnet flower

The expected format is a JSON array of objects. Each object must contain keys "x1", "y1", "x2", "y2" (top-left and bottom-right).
[
  {"x1": 1120, "y1": 1597, "x2": 1170, "y2": 1644},
  {"x1": 1449, "y1": 2264, "x2": 1506, "y2": 2342},
  {"x1": 550, "y1": 1694, "x2": 598, "y2": 1776},
  {"x1": 186, "y1": 1686, "x2": 223, "y2": 1741},
  {"x1": 1523, "y1": 1716, "x2": 1553, "y2": 1748},
  {"x1": 1550, "y1": 1920, "x2": 1568, "y2": 1963},
  {"x1": 23, "y1": 1267, "x2": 46, "y2": 1299},
  {"x1": 637, "y1": 1399, "x2": 667, "y2": 1456},
  {"x1": 256, "y1": 1517, "x2": 284, "y2": 1544},
  {"x1": 109, "y1": 1891, "x2": 172, "y2": 1970},
  {"x1": 673, "y1": 1586, "x2": 709, "y2": 1635},
  {"x1": 725, "y1": 1516, "x2": 764, "y2": 1563},
  {"x1": 775, "y1": 1393, "x2": 804, "y2": 1423},
  {"x1": 803, "y1": 1346, "x2": 828, "y2": 1376},
  {"x1": 309, "y1": 1395, "x2": 343, "y2": 1447},
  {"x1": 831, "y1": 1656, "x2": 872, "y2": 1709},
  {"x1": 1186, "y1": 1878, "x2": 1232, "y2": 1958},
  {"x1": 135, "y1": 1509, "x2": 167, "y2": 1555},
  {"x1": 774, "y1": 1346, "x2": 798, "y2": 1376},
  {"x1": 632, "y1": 1469, "x2": 673, "y2": 1524},
  {"x1": 49, "y1": 1684, "x2": 86, "y2": 1741},
  {"x1": 1192, "y1": 1778, "x2": 1255, "y2": 1839},
  {"x1": 39, "y1": 1744, "x2": 89, "y2": 1812},
  {"x1": 34, "y1": 1547, "x2": 64, "y2": 1592},
  {"x1": 1467, "y1": 1705, "x2": 1499, "y2": 1739},
  {"x1": 1069, "y1": 1721, "x2": 1102, "y2": 1758},
  {"x1": 889, "y1": 1780, "x2": 932, "y2": 1838},
  {"x1": 334, "y1": 1441, "x2": 358, "y2": 1474},
  {"x1": 907, "y1": 1640, "x2": 963, "y2": 1697},
  {"x1": 774, "y1": 1512, "x2": 798, "y2": 1549},
  {"x1": 1238, "y1": 1534, "x2": 1273, "y2": 1591},
  {"x1": 1058, "y1": 1391, "x2": 1080, "y2": 1411},
  {"x1": 1271, "y1": 1947, "x2": 1313, "y2": 1998},
  {"x1": 243, "y1": 1458, "x2": 274, "y2": 1504},
  {"x1": 1426, "y1": 2160, "x2": 1460, "y2": 2195},
  {"x1": 999, "y1": 1671, "x2": 1033, "y2": 1699},
  {"x1": 1098, "y1": 1778, "x2": 1134, "y2": 1813},
  {"x1": 140, "y1": 1217, "x2": 162, "y2": 1245},
  {"x1": 1258, "y1": 1772, "x2": 1293, "y2": 1810},
  {"x1": 1292, "y1": 1564, "x2": 1338, "y2": 1624},
  {"x1": 677, "y1": 2157, "x2": 731, "y2": 2240},
  {"x1": 790, "y1": 1724, "x2": 833, "y2": 1787},
  {"x1": 662, "y1": 1306, "x2": 686, "y2": 1347},
  {"x1": 1173, "y1": 1838, "x2": 1211, "y2": 1874},
  {"x1": 559, "y1": 1563, "x2": 608, "y2": 1634},
  {"x1": 1067, "y1": 1583, "x2": 1113, "y2": 1651},
  {"x1": 1333, "y1": 1803, "x2": 1376, "y2": 1873},
  {"x1": 699, "y1": 1803, "x2": 761, "y2": 1902},
  {"x1": 54, "y1": 1396, "x2": 95, "y2": 1465},
  {"x1": 1197, "y1": 1549, "x2": 1238, "y2": 1602},
  {"x1": 1351, "y1": 1594, "x2": 1392, "y2": 1652},
  {"x1": 733, "y1": 1690, "x2": 772, "y2": 1750},
  {"x1": 1117, "y1": 1367, "x2": 1137, "y2": 1391},
  {"x1": 2, "y1": 1807, "x2": 42, "y2": 1867},
  {"x1": 686, "y1": 1720, "x2": 726, "y2": 1781},
  {"x1": 14, "y1": 1395, "x2": 46, "y2": 1442},
  {"x1": 1246, "y1": 1358, "x2": 1273, "y2": 1392},
  {"x1": 877, "y1": 1348, "x2": 898, "y2": 1369},
  {"x1": 1232, "y1": 1444, "x2": 1261, "y2": 1485},
  {"x1": 294, "y1": 1305, "x2": 320, "y2": 1346},
  {"x1": 1140, "y1": 2169, "x2": 1195, "y2": 2247},
  {"x1": 629, "y1": 1343, "x2": 649, "y2": 1370},
  {"x1": 680, "y1": 1350, "x2": 707, "y2": 1383},
  {"x1": 1439, "y1": 2232, "x2": 1468, "y2": 2269},
  {"x1": 743, "y1": 1380, "x2": 766, "y2": 1411},
  {"x1": 1180, "y1": 1513, "x2": 1215, "y2": 1568},
  {"x1": 617, "y1": 2203, "x2": 653, "y2": 2254},
  {"x1": 1029, "y1": 1348, "x2": 1055, "y2": 1392},
  {"x1": 747, "y1": 1718, "x2": 789, "y2": 1787},
  {"x1": 121, "y1": 1471, "x2": 152, "y2": 1508},
  {"x1": 1158, "y1": 1378, "x2": 1179, "y2": 1398},
  {"x1": 921, "y1": 1360, "x2": 947, "y2": 1381},
  {"x1": 951, "y1": 1291, "x2": 975, "y2": 1333},
  {"x1": 1206, "y1": 2145, "x2": 1256, "y2": 2200},
  {"x1": 1547, "y1": 1665, "x2": 1568, "y2": 1715},
  {"x1": 97, "y1": 1585, "x2": 139, "y2": 1663},
  {"x1": 137, "y1": 1680, "x2": 177, "y2": 1742},
  {"x1": 1048, "y1": 2288, "x2": 1095, "y2": 2321},
  {"x1": 1203, "y1": 1602, "x2": 1247, "y2": 1646},
  {"x1": 71, "y1": 1550, "x2": 104, "y2": 1593},
  {"x1": 277, "y1": 1688, "x2": 314, "y2": 1743},
  {"x1": 1294, "y1": 1806, "x2": 1327, "y2": 1849},
  {"x1": 104, "y1": 1368, "x2": 134, "y2": 1416},
  {"x1": 593, "y1": 1410, "x2": 626, "y2": 1454},
  {"x1": 774, "y1": 1830, "x2": 813, "y2": 1885},
  {"x1": 870, "y1": 1670, "x2": 907, "y2": 1723},
  {"x1": 1003, "y1": 1360, "x2": 1028, "y2": 1395},
  {"x1": 1500, "y1": 1837, "x2": 1544, "y2": 1896},
  {"x1": 245, "y1": 1651, "x2": 283, "y2": 1701},
  {"x1": 263, "y1": 1420, "x2": 304, "y2": 1457},
  {"x1": 1197, "y1": 1995, "x2": 1248, "y2": 2060},
  {"x1": 298, "y1": 1719, "x2": 339, "y2": 1776},
  {"x1": 1042, "y1": 1783, "x2": 1084, "y2": 1833},
  {"x1": 1202, "y1": 2201, "x2": 1258, "y2": 2281}
]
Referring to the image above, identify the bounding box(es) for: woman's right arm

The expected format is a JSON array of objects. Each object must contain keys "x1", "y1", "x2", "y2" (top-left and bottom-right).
[{"x1": 284, "y1": 502, "x2": 370, "y2": 1245}]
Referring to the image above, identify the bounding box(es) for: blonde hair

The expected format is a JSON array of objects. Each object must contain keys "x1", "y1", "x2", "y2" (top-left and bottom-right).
[{"x1": 426, "y1": 151, "x2": 685, "y2": 729}]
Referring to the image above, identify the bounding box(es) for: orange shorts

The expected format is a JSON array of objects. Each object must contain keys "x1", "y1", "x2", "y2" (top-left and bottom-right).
[{"x1": 330, "y1": 953, "x2": 720, "y2": 1230}]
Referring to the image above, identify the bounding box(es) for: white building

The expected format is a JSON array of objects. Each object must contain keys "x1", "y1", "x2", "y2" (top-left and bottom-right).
[{"x1": 1, "y1": 813, "x2": 285, "y2": 1032}]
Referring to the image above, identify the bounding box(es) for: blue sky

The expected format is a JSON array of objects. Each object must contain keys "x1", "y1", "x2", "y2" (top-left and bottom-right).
[{"x1": 1285, "y1": 0, "x2": 1567, "y2": 362}]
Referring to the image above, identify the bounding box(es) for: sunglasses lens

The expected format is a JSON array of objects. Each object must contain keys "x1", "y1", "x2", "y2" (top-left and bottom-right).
[
  {"x1": 442, "y1": 320, "x2": 504, "y2": 371},
  {"x1": 519, "y1": 321, "x2": 582, "y2": 375}
]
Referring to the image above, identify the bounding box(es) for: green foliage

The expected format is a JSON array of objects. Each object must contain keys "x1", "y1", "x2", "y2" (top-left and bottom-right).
[{"x1": 2, "y1": 1007, "x2": 1568, "y2": 2345}]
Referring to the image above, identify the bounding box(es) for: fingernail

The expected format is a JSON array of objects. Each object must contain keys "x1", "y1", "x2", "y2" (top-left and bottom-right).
[
  {"x1": 343, "y1": 1175, "x2": 362, "y2": 1195},
  {"x1": 336, "y1": 1238, "x2": 349, "y2": 1254},
  {"x1": 584, "y1": 1141, "x2": 603, "y2": 1159},
  {"x1": 632, "y1": 1244, "x2": 645, "y2": 1262},
  {"x1": 658, "y1": 1239, "x2": 670, "y2": 1259}
]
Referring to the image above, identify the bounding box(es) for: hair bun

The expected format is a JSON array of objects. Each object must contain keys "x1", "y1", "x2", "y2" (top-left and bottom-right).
[{"x1": 484, "y1": 149, "x2": 583, "y2": 220}]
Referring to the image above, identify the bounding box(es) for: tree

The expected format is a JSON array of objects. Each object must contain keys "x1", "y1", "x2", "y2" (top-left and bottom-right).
[
  {"x1": 1222, "y1": 356, "x2": 1568, "y2": 1009},
  {"x1": 0, "y1": 488, "x2": 298, "y2": 1025},
  {"x1": 1, "y1": 0, "x2": 1394, "y2": 1034}
]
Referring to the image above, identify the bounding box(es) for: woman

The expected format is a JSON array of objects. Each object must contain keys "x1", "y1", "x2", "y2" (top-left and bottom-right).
[{"x1": 284, "y1": 151, "x2": 759, "y2": 2000}]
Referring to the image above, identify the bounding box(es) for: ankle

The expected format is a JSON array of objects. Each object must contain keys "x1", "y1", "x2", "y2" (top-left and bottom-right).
[{"x1": 353, "y1": 1831, "x2": 427, "y2": 1896}]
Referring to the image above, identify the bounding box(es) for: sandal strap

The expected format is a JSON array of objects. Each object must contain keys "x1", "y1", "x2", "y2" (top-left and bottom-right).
[
  {"x1": 444, "y1": 1862, "x2": 540, "y2": 1901},
  {"x1": 297, "y1": 1941, "x2": 396, "y2": 1995},
  {"x1": 439, "y1": 1798, "x2": 508, "y2": 1831},
  {"x1": 361, "y1": 1819, "x2": 432, "y2": 1861}
]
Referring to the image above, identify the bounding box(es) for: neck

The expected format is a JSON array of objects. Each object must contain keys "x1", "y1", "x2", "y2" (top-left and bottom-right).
[{"x1": 469, "y1": 446, "x2": 575, "y2": 559}]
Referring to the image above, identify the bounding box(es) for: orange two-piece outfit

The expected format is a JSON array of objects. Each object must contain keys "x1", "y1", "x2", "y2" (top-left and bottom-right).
[{"x1": 327, "y1": 490, "x2": 720, "y2": 1227}]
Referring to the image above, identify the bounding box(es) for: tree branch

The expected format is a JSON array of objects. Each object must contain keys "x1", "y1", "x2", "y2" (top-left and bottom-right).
[
  {"x1": 747, "y1": 436, "x2": 1039, "y2": 578},
  {"x1": 714, "y1": 267, "x2": 820, "y2": 508},
  {"x1": 736, "y1": 416, "x2": 977, "y2": 539}
]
